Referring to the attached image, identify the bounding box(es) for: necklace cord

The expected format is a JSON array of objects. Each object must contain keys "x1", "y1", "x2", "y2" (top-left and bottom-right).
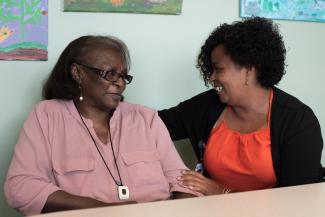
[
  {"x1": 75, "y1": 105, "x2": 123, "y2": 186},
  {"x1": 107, "y1": 121, "x2": 123, "y2": 186}
]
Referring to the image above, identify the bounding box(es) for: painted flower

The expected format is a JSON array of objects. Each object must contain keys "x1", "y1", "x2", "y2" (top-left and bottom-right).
[
  {"x1": 111, "y1": 0, "x2": 124, "y2": 6},
  {"x1": 0, "y1": 26, "x2": 14, "y2": 43},
  {"x1": 42, "y1": 10, "x2": 48, "y2": 16}
]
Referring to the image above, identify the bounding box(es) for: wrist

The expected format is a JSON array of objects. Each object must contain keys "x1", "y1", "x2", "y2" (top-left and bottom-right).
[{"x1": 221, "y1": 187, "x2": 232, "y2": 194}]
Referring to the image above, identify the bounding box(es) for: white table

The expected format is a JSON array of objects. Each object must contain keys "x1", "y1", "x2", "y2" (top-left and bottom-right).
[{"x1": 33, "y1": 183, "x2": 325, "y2": 217}]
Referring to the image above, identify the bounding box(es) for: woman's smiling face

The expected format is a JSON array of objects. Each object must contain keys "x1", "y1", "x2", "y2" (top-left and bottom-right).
[{"x1": 209, "y1": 45, "x2": 248, "y2": 105}]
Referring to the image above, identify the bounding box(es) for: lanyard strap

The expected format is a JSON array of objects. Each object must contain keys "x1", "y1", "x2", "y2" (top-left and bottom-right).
[{"x1": 76, "y1": 105, "x2": 123, "y2": 186}]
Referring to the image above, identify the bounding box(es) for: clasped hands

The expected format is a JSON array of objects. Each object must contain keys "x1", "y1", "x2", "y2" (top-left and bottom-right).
[{"x1": 177, "y1": 170, "x2": 225, "y2": 195}]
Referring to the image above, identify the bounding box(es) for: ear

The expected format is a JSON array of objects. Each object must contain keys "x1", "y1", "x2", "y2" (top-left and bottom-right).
[
  {"x1": 71, "y1": 63, "x2": 83, "y2": 84},
  {"x1": 244, "y1": 66, "x2": 257, "y2": 85}
]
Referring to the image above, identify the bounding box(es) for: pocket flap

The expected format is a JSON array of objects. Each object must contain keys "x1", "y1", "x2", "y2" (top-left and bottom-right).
[
  {"x1": 122, "y1": 151, "x2": 160, "y2": 165},
  {"x1": 53, "y1": 158, "x2": 94, "y2": 175}
]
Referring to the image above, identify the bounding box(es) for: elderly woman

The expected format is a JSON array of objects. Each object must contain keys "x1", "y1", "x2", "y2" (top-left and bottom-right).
[
  {"x1": 159, "y1": 17, "x2": 324, "y2": 195},
  {"x1": 4, "y1": 35, "x2": 199, "y2": 215}
]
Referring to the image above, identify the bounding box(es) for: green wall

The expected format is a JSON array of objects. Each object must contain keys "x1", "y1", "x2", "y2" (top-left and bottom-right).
[{"x1": 1, "y1": 1, "x2": 325, "y2": 216}]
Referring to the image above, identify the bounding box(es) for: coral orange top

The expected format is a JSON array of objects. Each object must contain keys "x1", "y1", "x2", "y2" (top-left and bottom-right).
[{"x1": 204, "y1": 90, "x2": 277, "y2": 191}]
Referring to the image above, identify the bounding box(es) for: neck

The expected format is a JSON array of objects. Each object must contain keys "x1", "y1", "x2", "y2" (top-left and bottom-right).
[
  {"x1": 73, "y1": 99, "x2": 112, "y2": 124},
  {"x1": 231, "y1": 87, "x2": 271, "y2": 121}
]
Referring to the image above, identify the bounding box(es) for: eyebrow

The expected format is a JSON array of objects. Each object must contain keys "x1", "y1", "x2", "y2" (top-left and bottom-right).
[
  {"x1": 211, "y1": 62, "x2": 222, "y2": 67},
  {"x1": 104, "y1": 65, "x2": 128, "y2": 74},
  {"x1": 95, "y1": 65, "x2": 128, "y2": 75}
]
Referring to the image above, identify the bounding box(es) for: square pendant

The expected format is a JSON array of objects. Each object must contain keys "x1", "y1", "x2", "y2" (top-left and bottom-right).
[{"x1": 118, "y1": 186, "x2": 129, "y2": 200}]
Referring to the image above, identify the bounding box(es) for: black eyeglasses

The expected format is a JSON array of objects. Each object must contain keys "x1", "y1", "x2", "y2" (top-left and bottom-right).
[{"x1": 75, "y1": 62, "x2": 133, "y2": 84}]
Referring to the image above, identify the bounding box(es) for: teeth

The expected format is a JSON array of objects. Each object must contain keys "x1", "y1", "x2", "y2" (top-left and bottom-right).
[{"x1": 215, "y1": 86, "x2": 224, "y2": 92}]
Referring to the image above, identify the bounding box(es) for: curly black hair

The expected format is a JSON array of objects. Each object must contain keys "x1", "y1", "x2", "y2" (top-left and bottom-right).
[
  {"x1": 197, "y1": 17, "x2": 286, "y2": 88},
  {"x1": 42, "y1": 35, "x2": 131, "y2": 100}
]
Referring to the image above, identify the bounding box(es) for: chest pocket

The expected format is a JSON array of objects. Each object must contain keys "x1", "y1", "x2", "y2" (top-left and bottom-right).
[
  {"x1": 53, "y1": 158, "x2": 94, "y2": 175},
  {"x1": 122, "y1": 151, "x2": 168, "y2": 188},
  {"x1": 52, "y1": 147, "x2": 94, "y2": 175},
  {"x1": 52, "y1": 147, "x2": 95, "y2": 194}
]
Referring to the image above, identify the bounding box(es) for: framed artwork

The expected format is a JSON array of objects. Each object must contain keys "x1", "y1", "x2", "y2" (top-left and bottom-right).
[
  {"x1": 0, "y1": 0, "x2": 48, "y2": 61},
  {"x1": 64, "y1": 0, "x2": 183, "y2": 15},
  {"x1": 240, "y1": 0, "x2": 325, "y2": 23}
]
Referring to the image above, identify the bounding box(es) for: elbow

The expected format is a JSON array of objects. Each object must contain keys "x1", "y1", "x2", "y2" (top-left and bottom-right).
[
  {"x1": 4, "y1": 175, "x2": 56, "y2": 215},
  {"x1": 4, "y1": 176, "x2": 32, "y2": 211}
]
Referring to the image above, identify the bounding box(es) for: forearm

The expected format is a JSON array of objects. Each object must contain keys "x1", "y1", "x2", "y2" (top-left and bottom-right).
[
  {"x1": 172, "y1": 192, "x2": 196, "y2": 199},
  {"x1": 42, "y1": 190, "x2": 133, "y2": 213}
]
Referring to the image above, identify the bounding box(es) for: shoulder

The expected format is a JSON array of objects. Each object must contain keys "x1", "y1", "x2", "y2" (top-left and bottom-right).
[
  {"x1": 273, "y1": 87, "x2": 310, "y2": 111},
  {"x1": 118, "y1": 101, "x2": 156, "y2": 114},
  {"x1": 158, "y1": 89, "x2": 224, "y2": 124},
  {"x1": 179, "y1": 89, "x2": 224, "y2": 119},
  {"x1": 161, "y1": 89, "x2": 223, "y2": 113},
  {"x1": 184, "y1": 89, "x2": 220, "y2": 105},
  {"x1": 272, "y1": 87, "x2": 319, "y2": 128},
  {"x1": 22, "y1": 100, "x2": 72, "y2": 132},
  {"x1": 118, "y1": 101, "x2": 157, "y2": 121},
  {"x1": 33, "y1": 99, "x2": 71, "y2": 117},
  {"x1": 272, "y1": 87, "x2": 316, "y2": 122}
]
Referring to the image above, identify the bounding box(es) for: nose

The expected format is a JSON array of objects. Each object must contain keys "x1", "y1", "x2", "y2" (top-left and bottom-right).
[{"x1": 113, "y1": 76, "x2": 126, "y2": 87}]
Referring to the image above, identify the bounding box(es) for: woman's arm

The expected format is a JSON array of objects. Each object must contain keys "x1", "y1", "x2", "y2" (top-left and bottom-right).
[
  {"x1": 4, "y1": 106, "x2": 61, "y2": 215},
  {"x1": 177, "y1": 170, "x2": 228, "y2": 195},
  {"x1": 158, "y1": 103, "x2": 189, "y2": 141},
  {"x1": 42, "y1": 190, "x2": 134, "y2": 213},
  {"x1": 5, "y1": 104, "x2": 135, "y2": 215},
  {"x1": 151, "y1": 112, "x2": 202, "y2": 197},
  {"x1": 172, "y1": 192, "x2": 196, "y2": 199},
  {"x1": 277, "y1": 105, "x2": 324, "y2": 186}
]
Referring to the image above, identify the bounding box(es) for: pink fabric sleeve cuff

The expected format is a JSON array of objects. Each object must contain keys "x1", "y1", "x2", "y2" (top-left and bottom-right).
[
  {"x1": 19, "y1": 184, "x2": 61, "y2": 216},
  {"x1": 170, "y1": 185, "x2": 203, "y2": 197}
]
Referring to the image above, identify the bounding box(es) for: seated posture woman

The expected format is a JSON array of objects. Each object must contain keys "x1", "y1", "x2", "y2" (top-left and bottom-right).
[
  {"x1": 4, "y1": 35, "x2": 199, "y2": 215},
  {"x1": 159, "y1": 17, "x2": 324, "y2": 195}
]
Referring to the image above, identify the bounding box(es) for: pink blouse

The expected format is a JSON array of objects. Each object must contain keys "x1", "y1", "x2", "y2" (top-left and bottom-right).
[{"x1": 4, "y1": 100, "x2": 199, "y2": 215}]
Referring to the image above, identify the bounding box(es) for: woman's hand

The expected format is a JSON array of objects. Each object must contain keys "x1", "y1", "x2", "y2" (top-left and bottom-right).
[{"x1": 177, "y1": 170, "x2": 224, "y2": 195}]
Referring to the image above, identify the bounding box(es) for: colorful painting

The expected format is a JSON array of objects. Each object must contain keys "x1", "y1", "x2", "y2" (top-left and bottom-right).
[
  {"x1": 240, "y1": 0, "x2": 325, "y2": 23},
  {"x1": 0, "y1": 0, "x2": 48, "y2": 61},
  {"x1": 64, "y1": 0, "x2": 183, "y2": 15}
]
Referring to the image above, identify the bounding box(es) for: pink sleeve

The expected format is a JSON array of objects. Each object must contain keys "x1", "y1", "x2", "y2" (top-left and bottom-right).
[
  {"x1": 151, "y1": 112, "x2": 203, "y2": 197},
  {"x1": 4, "y1": 105, "x2": 61, "y2": 215}
]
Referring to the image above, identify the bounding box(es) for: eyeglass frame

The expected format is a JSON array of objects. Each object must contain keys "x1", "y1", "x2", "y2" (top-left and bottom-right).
[{"x1": 74, "y1": 62, "x2": 133, "y2": 84}]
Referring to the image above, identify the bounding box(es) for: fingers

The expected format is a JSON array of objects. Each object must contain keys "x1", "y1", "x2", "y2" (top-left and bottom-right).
[
  {"x1": 179, "y1": 171, "x2": 206, "y2": 185},
  {"x1": 177, "y1": 170, "x2": 223, "y2": 195},
  {"x1": 182, "y1": 170, "x2": 204, "y2": 177},
  {"x1": 177, "y1": 170, "x2": 209, "y2": 194}
]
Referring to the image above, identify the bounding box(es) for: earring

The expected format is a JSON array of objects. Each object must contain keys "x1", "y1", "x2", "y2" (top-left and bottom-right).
[
  {"x1": 79, "y1": 85, "x2": 83, "y2": 101},
  {"x1": 245, "y1": 79, "x2": 249, "y2": 86}
]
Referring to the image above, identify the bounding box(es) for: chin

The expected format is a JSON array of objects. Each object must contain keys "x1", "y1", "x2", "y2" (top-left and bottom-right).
[
  {"x1": 220, "y1": 99, "x2": 227, "y2": 104},
  {"x1": 97, "y1": 100, "x2": 119, "y2": 112},
  {"x1": 107, "y1": 101, "x2": 120, "y2": 110},
  {"x1": 101, "y1": 94, "x2": 122, "y2": 110},
  {"x1": 217, "y1": 93, "x2": 227, "y2": 103},
  {"x1": 110, "y1": 98, "x2": 122, "y2": 107}
]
